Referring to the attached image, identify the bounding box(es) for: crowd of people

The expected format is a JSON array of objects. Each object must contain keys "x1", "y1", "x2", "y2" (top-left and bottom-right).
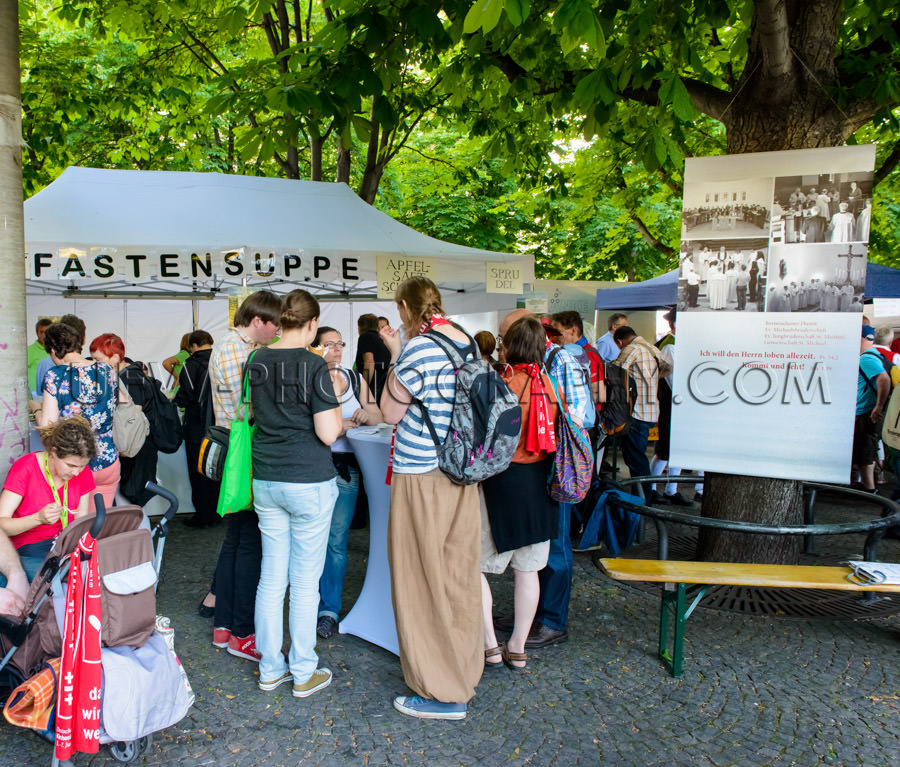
[
  {"x1": 774, "y1": 184, "x2": 871, "y2": 243},
  {"x1": 854, "y1": 321, "x2": 900, "y2": 498},
  {"x1": 3, "y1": 279, "x2": 893, "y2": 725}
]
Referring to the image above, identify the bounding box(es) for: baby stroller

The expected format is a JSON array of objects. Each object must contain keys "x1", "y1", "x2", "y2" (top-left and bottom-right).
[{"x1": 0, "y1": 482, "x2": 192, "y2": 764}]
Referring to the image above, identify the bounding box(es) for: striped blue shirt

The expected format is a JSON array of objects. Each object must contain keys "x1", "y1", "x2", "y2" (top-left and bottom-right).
[
  {"x1": 393, "y1": 334, "x2": 471, "y2": 474},
  {"x1": 546, "y1": 344, "x2": 591, "y2": 424}
]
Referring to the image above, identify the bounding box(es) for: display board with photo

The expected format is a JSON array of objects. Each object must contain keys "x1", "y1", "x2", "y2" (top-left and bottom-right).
[
  {"x1": 680, "y1": 177, "x2": 773, "y2": 239},
  {"x1": 764, "y1": 243, "x2": 867, "y2": 313},
  {"x1": 677, "y1": 238, "x2": 769, "y2": 312},
  {"x1": 669, "y1": 144, "x2": 876, "y2": 484},
  {"x1": 770, "y1": 172, "x2": 873, "y2": 245}
]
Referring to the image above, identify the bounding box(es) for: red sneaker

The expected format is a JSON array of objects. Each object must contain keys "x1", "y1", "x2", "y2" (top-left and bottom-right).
[
  {"x1": 212, "y1": 627, "x2": 231, "y2": 648},
  {"x1": 227, "y1": 633, "x2": 262, "y2": 662}
]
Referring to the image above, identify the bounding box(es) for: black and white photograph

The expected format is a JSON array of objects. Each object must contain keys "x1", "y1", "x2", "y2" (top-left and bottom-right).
[
  {"x1": 677, "y1": 238, "x2": 769, "y2": 312},
  {"x1": 763, "y1": 243, "x2": 867, "y2": 313},
  {"x1": 680, "y1": 177, "x2": 773, "y2": 239},
  {"x1": 770, "y1": 171, "x2": 873, "y2": 244}
]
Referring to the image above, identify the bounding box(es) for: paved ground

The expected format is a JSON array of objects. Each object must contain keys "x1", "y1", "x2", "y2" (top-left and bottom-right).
[{"x1": 1, "y1": 495, "x2": 899, "y2": 767}]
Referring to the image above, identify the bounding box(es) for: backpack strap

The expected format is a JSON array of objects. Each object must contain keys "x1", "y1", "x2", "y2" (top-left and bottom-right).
[
  {"x1": 414, "y1": 323, "x2": 478, "y2": 448},
  {"x1": 860, "y1": 349, "x2": 886, "y2": 394},
  {"x1": 423, "y1": 322, "x2": 478, "y2": 369}
]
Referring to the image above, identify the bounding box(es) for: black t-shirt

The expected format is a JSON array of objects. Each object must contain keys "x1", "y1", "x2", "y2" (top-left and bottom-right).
[
  {"x1": 354, "y1": 331, "x2": 391, "y2": 404},
  {"x1": 248, "y1": 348, "x2": 338, "y2": 483}
]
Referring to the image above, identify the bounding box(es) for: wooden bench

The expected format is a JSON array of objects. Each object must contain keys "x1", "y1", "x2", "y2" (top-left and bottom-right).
[{"x1": 599, "y1": 558, "x2": 900, "y2": 677}]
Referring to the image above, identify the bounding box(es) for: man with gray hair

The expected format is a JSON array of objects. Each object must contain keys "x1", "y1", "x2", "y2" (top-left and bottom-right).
[
  {"x1": 595, "y1": 313, "x2": 628, "y2": 362},
  {"x1": 874, "y1": 326, "x2": 900, "y2": 374}
]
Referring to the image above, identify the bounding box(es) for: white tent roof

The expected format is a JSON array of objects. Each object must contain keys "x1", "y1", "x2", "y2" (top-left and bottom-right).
[{"x1": 24, "y1": 167, "x2": 532, "y2": 303}]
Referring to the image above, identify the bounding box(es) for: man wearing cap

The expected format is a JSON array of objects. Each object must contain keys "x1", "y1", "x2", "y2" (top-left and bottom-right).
[{"x1": 855, "y1": 325, "x2": 890, "y2": 493}]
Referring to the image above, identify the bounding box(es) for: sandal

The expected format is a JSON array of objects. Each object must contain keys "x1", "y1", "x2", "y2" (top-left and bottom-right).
[
  {"x1": 501, "y1": 645, "x2": 528, "y2": 673},
  {"x1": 484, "y1": 645, "x2": 504, "y2": 670}
]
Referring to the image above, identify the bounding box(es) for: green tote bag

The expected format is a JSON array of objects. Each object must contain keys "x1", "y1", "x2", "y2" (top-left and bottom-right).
[{"x1": 216, "y1": 350, "x2": 258, "y2": 516}]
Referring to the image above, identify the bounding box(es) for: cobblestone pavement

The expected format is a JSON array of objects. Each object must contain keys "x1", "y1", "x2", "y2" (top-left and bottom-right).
[{"x1": 1, "y1": 502, "x2": 899, "y2": 767}]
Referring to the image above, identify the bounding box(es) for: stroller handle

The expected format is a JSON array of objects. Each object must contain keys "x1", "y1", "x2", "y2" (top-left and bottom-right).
[
  {"x1": 89, "y1": 493, "x2": 106, "y2": 539},
  {"x1": 144, "y1": 481, "x2": 180, "y2": 524}
]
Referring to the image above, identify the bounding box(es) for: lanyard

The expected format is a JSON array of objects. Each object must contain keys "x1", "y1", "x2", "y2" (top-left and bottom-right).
[
  {"x1": 419, "y1": 315, "x2": 453, "y2": 335},
  {"x1": 42, "y1": 452, "x2": 70, "y2": 529}
]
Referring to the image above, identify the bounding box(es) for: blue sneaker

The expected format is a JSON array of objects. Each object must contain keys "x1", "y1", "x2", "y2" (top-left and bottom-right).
[{"x1": 393, "y1": 695, "x2": 467, "y2": 721}]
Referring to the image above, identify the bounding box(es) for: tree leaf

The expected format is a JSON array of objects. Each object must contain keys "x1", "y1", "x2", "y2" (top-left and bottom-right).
[
  {"x1": 463, "y1": 0, "x2": 504, "y2": 35},
  {"x1": 505, "y1": 0, "x2": 530, "y2": 28}
]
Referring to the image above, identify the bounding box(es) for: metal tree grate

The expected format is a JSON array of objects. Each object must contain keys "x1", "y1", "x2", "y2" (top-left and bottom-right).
[{"x1": 591, "y1": 534, "x2": 900, "y2": 620}]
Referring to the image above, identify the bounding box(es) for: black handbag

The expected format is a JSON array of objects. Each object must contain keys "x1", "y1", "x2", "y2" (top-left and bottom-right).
[{"x1": 197, "y1": 424, "x2": 230, "y2": 481}]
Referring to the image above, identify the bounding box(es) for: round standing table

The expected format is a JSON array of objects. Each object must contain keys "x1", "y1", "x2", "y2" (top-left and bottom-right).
[{"x1": 341, "y1": 427, "x2": 399, "y2": 656}]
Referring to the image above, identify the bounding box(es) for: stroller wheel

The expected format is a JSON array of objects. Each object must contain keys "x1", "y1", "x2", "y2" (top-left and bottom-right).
[
  {"x1": 109, "y1": 739, "x2": 141, "y2": 763},
  {"x1": 139, "y1": 734, "x2": 153, "y2": 755}
]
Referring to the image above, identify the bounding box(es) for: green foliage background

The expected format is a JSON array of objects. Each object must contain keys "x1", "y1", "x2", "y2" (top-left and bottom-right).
[{"x1": 17, "y1": 0, "x2": 900, "y2": 282}]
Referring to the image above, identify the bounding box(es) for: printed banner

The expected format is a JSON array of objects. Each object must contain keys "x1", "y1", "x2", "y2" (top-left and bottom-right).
[
  {"x1": 669, "y1": 145, "x2": 876, "y2": 483},
  {"x1": 26, "y1": 246, "x2": 364, "y2": 284},
  {"x1": 375, "y1": 255, "x2": 436, "y2": 299},
  {"x1": 485, "y1": 262, "x2": 524, "y2": 294}
]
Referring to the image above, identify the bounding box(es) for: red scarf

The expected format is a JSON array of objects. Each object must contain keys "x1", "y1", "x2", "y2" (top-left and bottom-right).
[
  {"x1": 419, "y1": 315, "x2": 453, "y2": 335},
  {"x1": 55, "y1": 533, "x2": 102, "y2": 760},
  {"x1": 513, "y1": 363, "x2": 556, "y2": 455}
]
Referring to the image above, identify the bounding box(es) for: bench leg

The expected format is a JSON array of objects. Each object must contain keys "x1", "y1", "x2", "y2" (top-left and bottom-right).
[{"x1": 659, "y1": 583, "x2": 707, "y2": 678}]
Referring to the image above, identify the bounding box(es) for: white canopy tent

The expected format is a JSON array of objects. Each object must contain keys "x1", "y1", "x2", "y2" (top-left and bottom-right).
[{"x1": 24, "y1": 167, "x2": 533, "y2": 366}]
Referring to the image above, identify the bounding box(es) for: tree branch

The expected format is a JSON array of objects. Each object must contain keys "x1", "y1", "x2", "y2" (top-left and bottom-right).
[
  {"x1": 875, "y1": 140, "x2": 900, "y2": 186},
  {"x1": 275, "y1": 0, "x2": 291, "y2": 52},
  {"x1": 295, "y1": 0, "x2": 305, "y2": 46},
  {"x1": 753, "y1": 0, "x2": 794, "y2": 82},
  {"x1": 631, "y1": 213, "x2": 676, "y2": 257},
  {"x1": 400, "y1": 143, "x2": 459, "y2": 170}
]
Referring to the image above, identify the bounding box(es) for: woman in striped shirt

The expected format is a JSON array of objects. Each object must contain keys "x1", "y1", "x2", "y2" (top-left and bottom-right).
[{"x1": 379, "y1": 276, "x2": 482, "y2": 721}]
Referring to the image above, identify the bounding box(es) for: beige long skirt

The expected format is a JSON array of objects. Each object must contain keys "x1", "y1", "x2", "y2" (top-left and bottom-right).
[{"x1": 388, "y1": 469, "x2": 483, "y2": 703}]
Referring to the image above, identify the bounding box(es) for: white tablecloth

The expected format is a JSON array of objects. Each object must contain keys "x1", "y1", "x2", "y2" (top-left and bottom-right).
[{"x1": 341, "y1": 427, "x2": 399, "y2": 656}]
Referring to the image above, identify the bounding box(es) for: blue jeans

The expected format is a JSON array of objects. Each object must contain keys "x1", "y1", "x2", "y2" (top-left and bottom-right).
[
  {"x1": 536, "y1": 502, "x2": 573, "y2": 631},
  {"x1": 253, "y1": 478, "x2": 338, "y2": 683},
  {"x1": 621, "y1": 419, "x2": 652, "y2": 480},
  {"x1": 17, "y1": 540, "x2": 53, "y2": 584},
  {"x1": 318, "y1": 467, "x2": 360, "y2": 620}
]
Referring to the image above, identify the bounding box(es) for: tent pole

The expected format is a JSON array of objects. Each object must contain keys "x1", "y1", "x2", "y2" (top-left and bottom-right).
[
  {"x1": 593, "y1": 309, "x2": 599, "y2": 345},
  {"x1": 192, "y1": 299, "x2": 199, "y2": 331}
]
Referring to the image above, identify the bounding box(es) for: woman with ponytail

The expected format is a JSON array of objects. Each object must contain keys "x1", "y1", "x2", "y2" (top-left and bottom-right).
[
  {"x1": 248, "y1": 289, "x2": 342, "y2": 699},
  {"x1": 379, "y1": 276, "x2": 483, "y2": 721},
  {"x1": 479, "y1": 316, "x2": 563, "y2": 672}
]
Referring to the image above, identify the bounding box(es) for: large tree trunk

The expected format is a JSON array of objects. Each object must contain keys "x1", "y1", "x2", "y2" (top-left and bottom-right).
[
  {"x1": 695, "y1": 0, "x2": 856, "y2": 563},
  {"x1": 0, "y1": 0, "x2": 29, "y2": 472},
  {"x1": 697, "y1": 475, "x2": 804, "y2": 564}
]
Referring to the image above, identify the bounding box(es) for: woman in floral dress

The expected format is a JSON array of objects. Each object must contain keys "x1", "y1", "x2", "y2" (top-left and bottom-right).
[{"x1": 36, "y1": 323, "x2": 120, "y2": 507}]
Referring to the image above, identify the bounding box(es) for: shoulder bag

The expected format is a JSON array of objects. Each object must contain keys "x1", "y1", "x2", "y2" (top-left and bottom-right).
[
  {"x1": 111, "y1": 377, "x2": 150, "y2": 458},
  {"x1": 216, "y1": 351, "x2": 258, "y2": 516},
  {"x1": 546, "y1": 375, "x2": 594, "y2": 503}
]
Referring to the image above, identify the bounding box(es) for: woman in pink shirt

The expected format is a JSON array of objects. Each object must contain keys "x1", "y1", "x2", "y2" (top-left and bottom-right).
[{"x1": 0, "y1": 416, "x2": 97, "y2": 581}]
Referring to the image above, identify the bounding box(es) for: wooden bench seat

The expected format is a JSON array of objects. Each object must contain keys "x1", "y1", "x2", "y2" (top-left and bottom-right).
[{"x1": 598, "y1": 558, "x2": 900, "y2": 677}]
